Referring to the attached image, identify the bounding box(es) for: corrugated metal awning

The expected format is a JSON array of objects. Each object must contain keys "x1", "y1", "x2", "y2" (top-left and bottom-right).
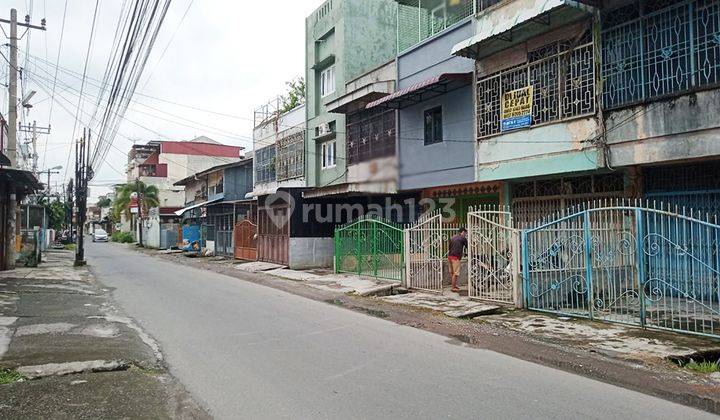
[
  {"x1": 452, "y1": 0, "x2": 595, "y2": 59},
  {"x1": 302, "y1": 181, "x2": 397, "y2": 199},
  {"x1": 326, "y1": 81, "x2": 395, "y2": 114},
  {"x1": 174, "y1": 197, "x2": 222, "y2": 216},
  {"x1": 365, "y1": 73, "x2": 472, "y2": 110},
  {"x1": 0, "y1": 167, "x2": 42, "y2": 194}
]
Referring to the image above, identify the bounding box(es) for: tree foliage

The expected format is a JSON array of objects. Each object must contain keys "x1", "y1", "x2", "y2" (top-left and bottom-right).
[
  {"x1": 279, "y1": 77, "x2": 305, "y2": 115},
  {"x1": 44, "y1": 200, "x2": 66, "y2": 231},
  {"x1": 112, "y1": 181, "x2": 161, "y2": 221},
  {"x1": 97, "y1": 195, "x2": 112, "y2": 208}
]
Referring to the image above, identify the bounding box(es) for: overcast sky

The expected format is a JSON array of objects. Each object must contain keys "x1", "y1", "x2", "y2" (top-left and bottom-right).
[{"x1": 1, "y1": 0, "x2": 319, "y2": 202}]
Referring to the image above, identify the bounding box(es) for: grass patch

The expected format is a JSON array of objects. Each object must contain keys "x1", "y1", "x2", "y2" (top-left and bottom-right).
[
  {"x1": 0, "y1": 369, "x2": 25, "y2": 384},
  {"x1": 670, "y1": 350, "x2": 720, "y2": 374},
  {"x1": 682, "y1": 360, "x2": 719, "y2": 373},
  {"x1": 64, "y1": 244, "x2": 76, "y2": 251}
]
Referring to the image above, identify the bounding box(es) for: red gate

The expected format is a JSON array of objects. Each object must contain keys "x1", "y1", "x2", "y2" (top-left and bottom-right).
[
  {"x1": 257, "y1": 205, "x2": 289, "y2": 265},
  {"x1": 233, "y1": 219, "x2": 257, "y2": 261}
]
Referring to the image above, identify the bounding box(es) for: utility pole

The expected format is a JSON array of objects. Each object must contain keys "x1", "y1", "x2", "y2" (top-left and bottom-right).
[
  {"x1": 19, "y1": 121, "x2": 51, "y2": 173},
  {"x1": 136, "y1": 178, "x2": 143, "y2": 247},
  {"x1": 67, "y1": 179, "x2": 74, "y2": 238},
  {"x1": 1, "y1": 9, "x2": 45, "y2": 270},
  {"x1": 0, "y1": 9, "x2": 46, "y2": 167},
  {"x1": 74, "y1": 128, "x2": 92, "y2": 266}
]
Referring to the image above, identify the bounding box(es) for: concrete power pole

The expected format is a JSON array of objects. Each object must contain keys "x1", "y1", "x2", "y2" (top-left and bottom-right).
[
  {"x1": 19, "y1": 121, "x2": 51, "y2": 173},
  {"x1": 0, "y1": 9, "x2": 45, "y2": 269},
  {"x1": 7, "y1": 9, "x2": 17, "y2": 167}
]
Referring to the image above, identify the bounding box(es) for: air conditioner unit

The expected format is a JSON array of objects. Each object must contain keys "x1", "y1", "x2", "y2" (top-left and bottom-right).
[{"x1": 318, "y1": 123, "x2": 331, "y2": 137}]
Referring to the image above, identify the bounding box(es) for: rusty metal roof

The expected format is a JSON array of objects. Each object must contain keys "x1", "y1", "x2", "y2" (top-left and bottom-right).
[{"x1": 365, "y1": 73, "x2": 472, "y2": 110}]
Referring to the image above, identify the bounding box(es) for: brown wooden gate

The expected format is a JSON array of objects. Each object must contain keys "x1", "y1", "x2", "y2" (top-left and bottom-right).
[
  {"x1": 257, "y1": 205, "x2": 289, "y2": 265},
  {"x1": 233, "y1": 219, "x2": 257, "y2": 261}
]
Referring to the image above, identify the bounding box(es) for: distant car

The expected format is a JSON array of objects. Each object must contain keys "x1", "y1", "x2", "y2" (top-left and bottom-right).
[{"x1": 92, "y1": 229, "x2": 109, "y2": 242}]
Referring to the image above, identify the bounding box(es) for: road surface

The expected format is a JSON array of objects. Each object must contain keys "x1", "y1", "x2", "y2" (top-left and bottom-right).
[{"x1": 86, "y1": 242, "x2": 714, "y2": 419}]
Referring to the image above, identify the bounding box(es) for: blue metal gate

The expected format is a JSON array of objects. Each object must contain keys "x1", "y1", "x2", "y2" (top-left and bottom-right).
[{"x1": 523, "y1": 200, "x2": 720, "y2": 338}]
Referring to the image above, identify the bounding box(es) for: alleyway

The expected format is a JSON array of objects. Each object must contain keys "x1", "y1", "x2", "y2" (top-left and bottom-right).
[{"x1": 86, "y1": 242, "x2": 715, "y2": 419}]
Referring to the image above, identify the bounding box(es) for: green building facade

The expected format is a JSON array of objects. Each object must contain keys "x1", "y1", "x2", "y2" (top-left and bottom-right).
[{"x1": 305, "y1": 0, "x2": 397, "y2": 188}]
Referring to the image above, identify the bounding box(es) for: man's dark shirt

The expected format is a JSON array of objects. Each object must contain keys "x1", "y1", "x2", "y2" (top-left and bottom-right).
[{"x1": 449, "y1": 234, "x2": 467, "y2": 258}]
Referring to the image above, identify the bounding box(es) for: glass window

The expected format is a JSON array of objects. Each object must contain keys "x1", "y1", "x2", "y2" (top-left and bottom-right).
[
  {"x1": 423, "y1": 106, "x2": 443, "y2": 145},
  {"x1": 321, "y1": 65, "x2": 336, "y2": 97},
  {"x1": 321, "y1": 141, "x2": 336, "y2": 169}
]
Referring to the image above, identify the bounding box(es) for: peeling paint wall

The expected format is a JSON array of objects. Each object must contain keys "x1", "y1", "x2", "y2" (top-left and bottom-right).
[{"x1": 605, "y1": 89, "x2": 720, "y2": 168}]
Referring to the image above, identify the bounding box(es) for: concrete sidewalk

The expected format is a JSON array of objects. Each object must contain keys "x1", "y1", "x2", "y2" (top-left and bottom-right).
[{"x1": 0, "y1": 250, "x2": 208, "y2": 419}]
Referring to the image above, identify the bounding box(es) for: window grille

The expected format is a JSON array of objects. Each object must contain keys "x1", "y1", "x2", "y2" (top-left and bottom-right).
[
  {"x1": 602, "y1": 0, "x2": 720, "y2": 109},
  {"x1": 511, "y1": 173, "x2": 627, "y2": 228},
  {"x1": 346, "y1": 108, "x2": 396, "y2": 165},
  {"x1": 255, "y1": 145, "x2": 276, "y2": 184},
  {"x1": 476, "y1": 33, "x2": 595, "y2": 139},
  {"x1": 276, "y1": 130, "x2": 305, "y2": 181}
]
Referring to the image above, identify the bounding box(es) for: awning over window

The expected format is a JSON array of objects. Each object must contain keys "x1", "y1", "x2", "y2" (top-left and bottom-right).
[
  {"x1": 452, "y1": 0, "x2": 595, "y2": 59},
  {"x1": 174, "y1": 197, "x2": 222, "y2": 216},
  {"x1": 365, "y1": 73, "x2": 472, "y2": 110},
  {"x1": 0, "y1": 167, "x2": 42, "y2": 195},
  {"x1": 326, "y1": 81, "x2": 395, "y2": 114}
]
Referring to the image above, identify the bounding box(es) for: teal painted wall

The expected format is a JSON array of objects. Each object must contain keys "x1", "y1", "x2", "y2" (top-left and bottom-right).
[{"x1": 305, "y1": 0, "x2": 397, "y2": 188}]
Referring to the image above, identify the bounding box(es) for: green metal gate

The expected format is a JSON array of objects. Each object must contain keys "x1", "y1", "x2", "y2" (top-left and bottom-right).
[{"x1": 334, "y1": 216, "x2": 404, "y2": 282}]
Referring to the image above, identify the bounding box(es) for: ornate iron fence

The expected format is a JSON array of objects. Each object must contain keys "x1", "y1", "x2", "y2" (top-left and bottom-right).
[
  {"x1": 405, "y1": 211, "x2": 445, "y2": 292},
  {"x1": 523, "y1": 199, "x2": 720, "y2": 338},
  {"x1": 468, "y1": 206, "x2": 520, "y2": 305},
  {"x1": 602, "y1": 0, "x2": 720, "y2": 109},
  {"x1": 335, "y1": 216, "x2": 404, "y2": 282}
]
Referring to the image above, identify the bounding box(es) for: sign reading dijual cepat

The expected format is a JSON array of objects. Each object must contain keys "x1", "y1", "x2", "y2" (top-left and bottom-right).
[{"x1": 501, "y1": 86, "x2": 533, "y2": 131}]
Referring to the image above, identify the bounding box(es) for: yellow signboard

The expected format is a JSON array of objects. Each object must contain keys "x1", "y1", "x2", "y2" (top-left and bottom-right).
[{"x1": 501, "y1": 86, "x2": 533, "y2": 131}]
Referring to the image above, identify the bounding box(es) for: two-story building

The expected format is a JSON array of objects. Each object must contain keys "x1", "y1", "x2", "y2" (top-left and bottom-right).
[
  {"x1": 449, "y1": 0, "x2": 720, "y2": 224},
  {"x1": 123, "y1": 136, "x2": 244, "y2": 234},
  {"x1": 174, "y1": 157, "x2": 255, "y2": 256}
]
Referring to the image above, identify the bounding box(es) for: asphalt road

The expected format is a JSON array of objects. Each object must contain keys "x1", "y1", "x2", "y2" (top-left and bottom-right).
[{"x1": 86, "y1": 242, "x2": 715, "y2": 420}]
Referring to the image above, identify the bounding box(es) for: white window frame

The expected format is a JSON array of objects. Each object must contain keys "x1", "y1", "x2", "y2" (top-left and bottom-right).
[
  {"x1": 321, "y1": 141, "x2": 336, "y2": 169},
  {"x1": 320, "y1": 65, "x2": 336, "y2": 98}
]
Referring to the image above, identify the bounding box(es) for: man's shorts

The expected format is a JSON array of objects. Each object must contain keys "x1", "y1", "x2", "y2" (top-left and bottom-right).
[{"x1": 448, "y1": 256, "x2": 461, "y2": 276}]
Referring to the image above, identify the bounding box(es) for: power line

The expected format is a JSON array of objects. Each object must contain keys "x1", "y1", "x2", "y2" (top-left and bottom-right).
[
  {"x1": 24, "y1": 50, "x2": 252, "y2": 120},
  {"x1": 42, "y1": 0, "x2": 67, "y2": 170},
  {"x1": 63, "y1": 0, "x2": 101, "y2": 180},
  {"x1": 140, "y1": 0, "x2": 193, "y2": 90}
]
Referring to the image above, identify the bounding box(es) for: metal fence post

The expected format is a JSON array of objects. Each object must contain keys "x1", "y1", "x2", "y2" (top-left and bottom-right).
[
  {"x1": 372, "y1": 221, "x2": 378, "y2": 277},
  {"x1": 583, "y1": 211, "x2": 594, "y2": 320},
  {"x1": 521, "y1": 229, "x2": 531, "y2": 309},
  {"x1": 635, "y1": 208, "x2": 647, "y2": 327},
  {"x1": 333, "y1": 228, "x2": 339, "y2": 273},
  {"x1": 512, "y1": 229, "x2": 523, "y2": 309},
  {"x1": 356, "y1": 222, "x2": 362, "y2": 276}
]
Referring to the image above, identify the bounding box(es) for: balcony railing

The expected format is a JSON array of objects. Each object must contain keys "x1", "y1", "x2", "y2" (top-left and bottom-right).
[
  {"x1": 601, "y1": 0, "x2": 720, "y2": 110},
  {"x1": 397, "y1": 0, "x2": 483, "y2": 53}
]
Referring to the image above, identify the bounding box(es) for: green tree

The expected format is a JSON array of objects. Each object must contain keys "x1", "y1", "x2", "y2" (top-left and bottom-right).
[
  {"x1": 279, "y1": 77, "x2": 305, "y2": 114},
  {"x1": 112, "y1": 181, "x2": 161, "y2": 221},
  {"x1": 44, "y1": 200, "x2": 67, "y2": 231},
  {"x1": 97, "y1": 195, "x2": 112, "y2": 208}
]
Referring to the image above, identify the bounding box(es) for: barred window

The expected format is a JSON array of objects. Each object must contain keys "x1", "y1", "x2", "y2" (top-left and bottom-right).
[
  {"x1": 476, "y1": 32, "x2": 595, "y2": 139},
  {"x1": 276, "y1": 130, "x2": 305, "y2": 181},
  {"x1": 255, "y1": 145, "x2": 276, "y2": 184},
  {"x1": 346, "y1": 108, "x2": 396, "y2": 165},
  {"x1": 602, "y1": 0, "x2": 720, "y2": 109}
]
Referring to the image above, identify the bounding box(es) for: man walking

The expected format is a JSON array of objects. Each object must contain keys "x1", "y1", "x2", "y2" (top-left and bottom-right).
[{"x1": 448, "y1": 227, "x2": 468, "y2": 293}]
